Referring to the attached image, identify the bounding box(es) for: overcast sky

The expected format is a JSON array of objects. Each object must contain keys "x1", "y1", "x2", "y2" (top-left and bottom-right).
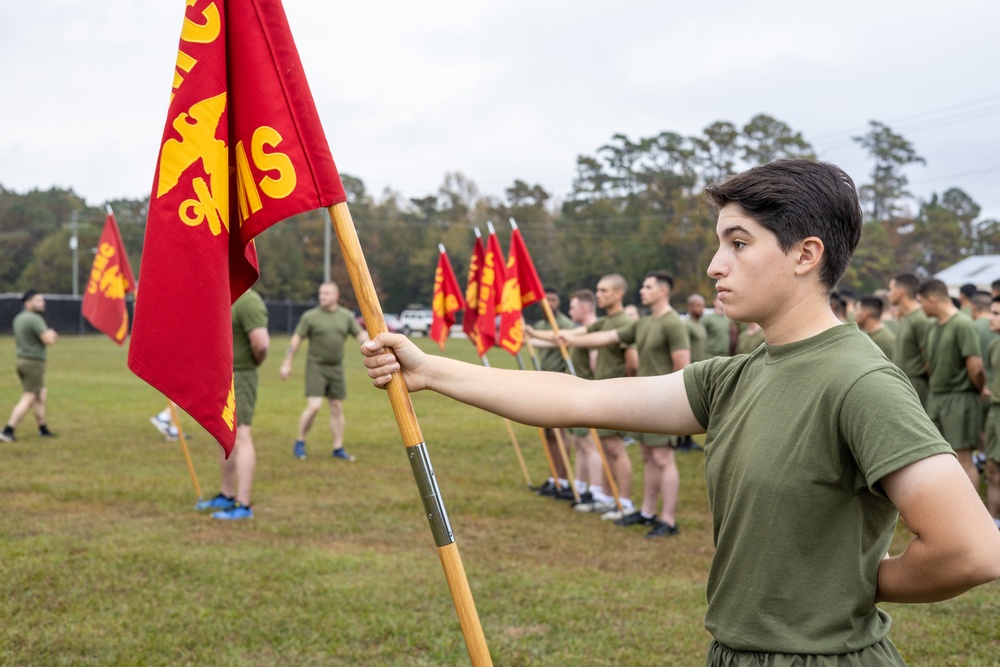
[{"x1": 3, "y1": 1, "x2": 1000, "y2": 221}]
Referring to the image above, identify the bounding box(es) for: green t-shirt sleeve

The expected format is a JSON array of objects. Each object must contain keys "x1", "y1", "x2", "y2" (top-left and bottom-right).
[
  {"x1": 958, "y1": 320, "x2": 982, "y2": 359},
  {"x1": 682, "y1": 357, "x2": 727, "y2": 431},
  {"x1": 349, "y1": 314, "x2": 362, "y2": 337},
  {"x1": 615, "y1": 321, "x2": 639, "y2": 345},
  {"x1": 29, "y1": 315, "x2": 47, "y2": 336},
  {"x1": 839, "y1": 367, "x2": 954, "y2": 495},
  {"x1": 669, "y1": 318, "x2": 691, "y2": 351},
  {"x1": 239, "y1": 293, "x2": 269, "y2": 331},
  {"x1": 294, "y1": 312, "x2": 311, "y2": 338}
]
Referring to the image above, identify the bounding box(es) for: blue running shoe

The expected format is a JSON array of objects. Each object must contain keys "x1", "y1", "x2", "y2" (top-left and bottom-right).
[
  {"x1": 195, "y1": 493, "x2": 236, "y2": 512},
  {"x1": 332, "y1": 447, "x2": 355, "y2": 461},
  {"x1": 212, "y1": 503, "x2": 253, "y2": 520},
  {"x1": 293, "y1": 440, "x2": 306, "y2": 460}
]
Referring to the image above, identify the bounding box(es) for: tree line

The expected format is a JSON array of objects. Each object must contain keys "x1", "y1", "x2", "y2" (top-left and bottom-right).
[{"x1": 1, "y1": 115, "x2": 997, "y2": 314}]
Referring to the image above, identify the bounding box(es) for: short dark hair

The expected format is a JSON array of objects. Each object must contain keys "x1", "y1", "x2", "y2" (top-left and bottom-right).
[
  {"x1": 21, "y1": 290, "x2": 38, "y2": 303},
  {"x1": 570, "y1": 289, "x2": 596, "y2": 308},
  {"x1": 544, "y1": 287, "x2": 559, "y2": 296},
  {"x1": 892, "y1": 272, "x2": 920, "y2": 298},
  {"x1": 992, "y1": 279, "x2": 1000, "y2": 292},
  {"x1": 960, "y1": 283, "x2": 978, "y2": 299},
  {"x1": 972, "y1": 291, "x2": 992, "y2": 312},
  {"x1": 704, "y1": 159, "x2": 862, "y2": 291},
  {"x1": 644, "y1": 270, "x2": 674, "y2": 291},
  {"x1": 858, "y1": 295, "x2": 884, "y2": 319},
  {"x1": 917, "y1": 279, "x2": 949, "y2": 299}
]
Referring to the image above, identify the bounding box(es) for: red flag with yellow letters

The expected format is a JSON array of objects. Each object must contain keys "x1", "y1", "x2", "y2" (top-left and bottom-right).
[
  {"x1": 82, "y1": 211, "x2": 136, "y2": 345},
  {"x1": 430, "y1": 246, "x2": 466, "y2": 350},
  {"x1": 128, "y1": 0, "x2": 346, "y2": 454},
  {"x1": 496, "y1": 239, "x2": 524, "y2": 355},
  {"x1": 508, "y1": 226, "x2": 545, "y2": 308},
  {"x1": 462, "y1": 235, "x2": 487, "y2": 356},
  {"x1": 475, "y1": 231, "x2": 505, "y2": 356}
]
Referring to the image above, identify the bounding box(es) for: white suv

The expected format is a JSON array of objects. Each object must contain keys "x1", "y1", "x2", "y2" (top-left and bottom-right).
[{"x1": 399, "y1": 309, "x2": 434, "y2": 336}]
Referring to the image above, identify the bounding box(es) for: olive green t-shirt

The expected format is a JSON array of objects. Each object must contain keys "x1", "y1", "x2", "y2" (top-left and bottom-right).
[
  {"x1": 232, "y1": 289, "x2": 269, "y2": 370},
  {"x1": 570, "y1": 343, "x2": 593, "y2": 380},
  {"x1": 616, "y1": 310, "x2": 690, "y2": 377},
  {"x1": 533, "y1": 311, "x2": 575, "y2": 373},
  {"x1": 701, "y1": 312, "x2": 731, "y2": 358},
  {"x1": 684, "y1": 324, "x2": 952, "y2": 655},
  {"x1": 684, "y1": 318, "x2": 708, "y2": 363},
  {"x1": 294, "y1": 306, "x2": 362, "y2": 365},
  {"x1": 13, "y1": 310, "x2": 49, "y2": 361},
  {"x1": 867, "y1": 326, "x2": 895, "y2": 359},
  {"x1": 735, "y1": 326, "x2": 765, "y2": 355},
  {"x1": 586, "y1": 310, "x2": 634, "y2": 380},
  {"x1": 926, "y1": 312, "x2": 981, "y2": 395},
  {"x1": 989, "y1": 337, "x2": 1000, "y2": 404},
  {"x1": 892, "y1": 307, "x2": 930, "y2": 380},
  {"x1": 974, "y1": 317, "x2": 998, "y2": 385}
]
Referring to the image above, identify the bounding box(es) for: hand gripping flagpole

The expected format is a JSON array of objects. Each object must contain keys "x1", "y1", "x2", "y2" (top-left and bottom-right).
[{"x1": 329, "y1": 203, "x2": 493, "y2": 667}]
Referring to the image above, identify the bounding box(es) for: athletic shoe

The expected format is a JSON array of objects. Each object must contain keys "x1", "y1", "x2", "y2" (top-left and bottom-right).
[
  {"x1": 645, "y1": 520, "x2": 679, "y2": 538},
  {"x1": 332, "y1": 447, "x2": 356, "y2": 461},
  {"x1": 615, "y1": 511, "x2": 656, "y2": 527},
  {"x1": 293, "y1": 440, "x2": 306, "y2": 460},
  {"x1": 589, "y1": 500, "x2": 617, "y2": 514},
  {"x1": 212, "y1": 503, "x2": 253, "y2": 520},
  {"x1": 150, "y1": 414, "x2": 172, "y2": 437},
  {"x1": 571, "y1": 491, "x2": 594, "y2": 510},
  {"x1": 973, "y1": 451, "x2": 986, "y2": 474},
  {"x1": 602, "y1": 506, "x2": 642, "y2": 522},
  {"x1": 554, "y1": 486, "x2": 577, "y2": 501},
  {"x1": 38, "y1": 426, "x2": 56, "y2": 437},
  {"x1": 195, "y1": 493, "x2": 236, "y2": 512},
  {"x1": 0, "y1": 431, "x2": 14, "y2": 443},
  {"x1": 536, "y1": 480, "x2": 557, "y2": 496}
]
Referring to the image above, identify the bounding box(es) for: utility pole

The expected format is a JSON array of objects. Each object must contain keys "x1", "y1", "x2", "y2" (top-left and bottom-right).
[
  {"x1": 69, "y1": 210, "x2": 80, "y2": 297},
  {"x1": 323, "y1": 207, "x2": 332, "y2": 282}
]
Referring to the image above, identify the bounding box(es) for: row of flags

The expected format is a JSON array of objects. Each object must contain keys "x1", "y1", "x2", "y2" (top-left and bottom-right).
[
  {"x1": 79, "y1": 0, "x2": 547, "y2": 456},
  {"x1": 431, "y1": 222, "x2": 545, "y2": 357}
]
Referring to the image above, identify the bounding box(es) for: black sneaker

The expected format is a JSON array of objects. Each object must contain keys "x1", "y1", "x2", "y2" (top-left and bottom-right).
[
  {"x1": 645, "y1": 520, "x2": 679, "y2": 538},
  {"x1": 615, "y1": 511, "x2": 656, "y2": 527},
  {"x1": 553, "y1": 486, "x2": 576, "y2": 501},
  {"x1": 536, "y1": 480, "x2": 558, "y2": 496},
  {"x1": 570, "y1": 490, "x2": 593, "y2": 508},
  {"x1": 0, "y1": 430, "x2": 14, "y2": 443},
  {"x1": 39, "y1": 426, "x2": 56, "y2": 438}
]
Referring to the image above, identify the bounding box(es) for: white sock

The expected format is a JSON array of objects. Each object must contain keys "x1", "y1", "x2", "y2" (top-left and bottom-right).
[
  {"x1": 640, "y1": 511, "x2": 656, "y2": 520},
  {"x1": 558, "y1": 478, "x2": 569, "y2": 488},
  {"x1": 574, "y1": 479, "x2": 588, "y2": 492},
  {"x1": 619, "y1": 498, "x2": 634, "y2": 510}
]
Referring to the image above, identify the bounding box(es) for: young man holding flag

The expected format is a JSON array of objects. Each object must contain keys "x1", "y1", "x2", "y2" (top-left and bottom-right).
[{"x1": 361, "y1": 159, "x2": 1000, "y2": 664}]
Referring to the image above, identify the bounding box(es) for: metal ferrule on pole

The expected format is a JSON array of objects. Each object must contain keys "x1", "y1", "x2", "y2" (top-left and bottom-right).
[{"x1": 408, "y1": 441, "x2": 455, "y2": 547}]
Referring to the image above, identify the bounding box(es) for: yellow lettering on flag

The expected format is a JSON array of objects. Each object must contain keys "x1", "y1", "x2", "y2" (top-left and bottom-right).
[
  {"x1": 234, "y1": 140, "x2": 263, "y2": 221},
  {"x1": 252, "y1": 126, "x2": 296, "y2": 200},
  {"x1": 499, "y1": 320, "x2": 523, "y2": 353},
  {"x1": 180, "y1": 0, "x2": 221, "y2": 44},
  {"x1": 221, "y1": 376, "x2": 237, "y2": 431}
]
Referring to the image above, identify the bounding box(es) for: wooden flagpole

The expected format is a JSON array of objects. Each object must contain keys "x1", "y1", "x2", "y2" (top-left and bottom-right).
[
  {"x1": 328, "y1": 203, "x2": 492, "y2": 667},
  {"x1": 167, "y1": 401, "x2": 202, "y2": 502},
  {"x1": 513, "y1": 219, "x2": 621, "y2": 511}
]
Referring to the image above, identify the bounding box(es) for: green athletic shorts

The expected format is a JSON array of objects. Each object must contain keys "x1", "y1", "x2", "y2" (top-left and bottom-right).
[
  {"x1": 596, "y1": 428, "x2": 628, "y2": 439},
  {"x1": 985, "y1": 405, "x2": 1000, "y2": 462},
  {"x1": 234, "y1": 369, "x2": 258, "y2": 427},
  {"x1": 706, "y1": 637, "x2": 905, "y2": 666},
  {"x1": 568, "y1": 427, "x2": 590, "y2": 437},
  {"x1": 305, "y1": 360, "x2": 346, "y2": 400},
  {"x1": 926, "y1": 391, "x2": 982, "y2": 451},
  {"x1": 16, "y1": 358, "x2": 45, "y2": 394},
  {"x1": 638, "y1": 432, "x2": 677, "y2": 448}
]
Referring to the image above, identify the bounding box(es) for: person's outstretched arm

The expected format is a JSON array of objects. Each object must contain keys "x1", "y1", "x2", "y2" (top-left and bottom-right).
[
  {"x1": 361, "y1": 332, "x2": 703, "y2": 435},
  {"x1": 877, "y1": 453, "x2": 1000, "y2": 603}
]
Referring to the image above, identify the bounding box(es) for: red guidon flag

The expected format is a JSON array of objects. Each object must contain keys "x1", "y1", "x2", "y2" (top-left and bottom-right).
[
  {"x1": 82, "y1": 210, "x2": 136, "y2": 344},
  {"x1": 476, "y1": 229, "x2": 506, "y2": 356},
  {"x1": 508, "y1": 222, "x2": 545, "y2": 308},
  {"x1": 462, "y1": 234, "x2": 487, "y2": 356},
  {"x1": 128, "y1": 0, "x2": 346, "y2": 455},
  {"x1": 430, "y1": 245, "x2": 466, "y2": 350}
]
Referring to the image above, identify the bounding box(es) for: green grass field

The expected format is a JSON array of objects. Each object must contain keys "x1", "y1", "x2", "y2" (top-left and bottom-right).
[{"x1": 1, "y1": 335, "x2": 997, "y2": 666}]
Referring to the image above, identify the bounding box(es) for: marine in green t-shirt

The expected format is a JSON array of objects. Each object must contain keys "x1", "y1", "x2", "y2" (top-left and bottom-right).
[
  {"x1": 1, "y1": 290, "x2": 58, "y2": 443},
  {"x1": 280, "y1": 282, "x2": 368, "y2": 462},
  {"x1": 855, "y1": 295, "x2": 895, "y2": 359},
  {"x1": 918, "y1": 280, "x2": 985, "y2": 486},
  {"x1": 889, "y1": 274, "x2": 931, "y2": 404}
]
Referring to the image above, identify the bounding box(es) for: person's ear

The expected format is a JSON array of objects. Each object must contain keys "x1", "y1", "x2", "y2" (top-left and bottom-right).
[{"x1": 793, "y1": 236, "x2": 824, "y2": 277}]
